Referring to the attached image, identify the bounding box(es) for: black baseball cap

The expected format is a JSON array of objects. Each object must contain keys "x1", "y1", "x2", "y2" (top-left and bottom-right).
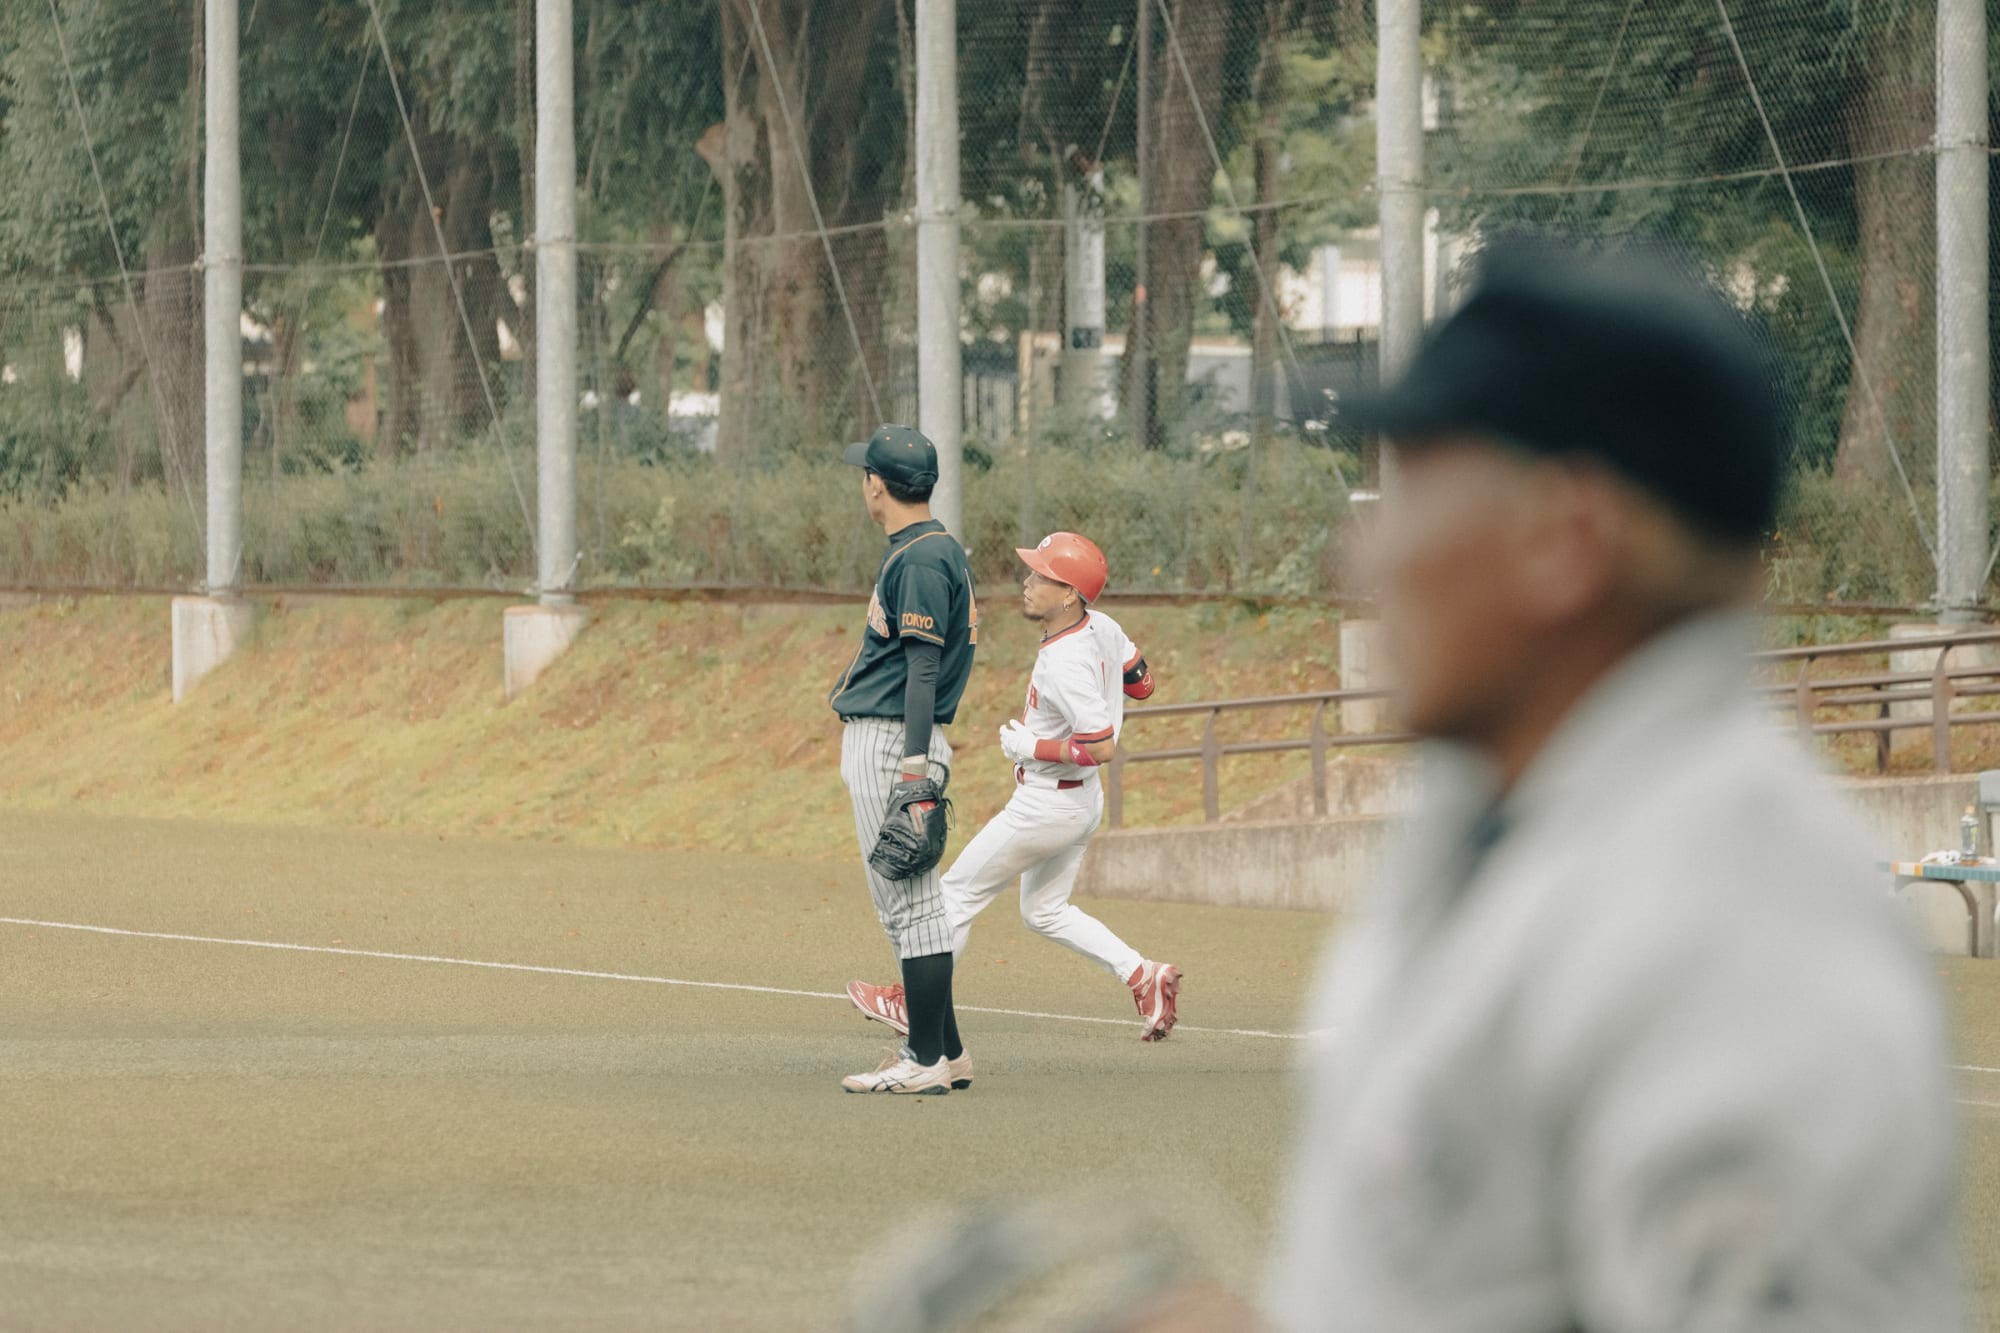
[
  {"x1": 844, "y1": 424, "x2": 939, "y2": 490},
  {"x1": 1340, "y1": 237, "x2": 1788, "y2": 544}
]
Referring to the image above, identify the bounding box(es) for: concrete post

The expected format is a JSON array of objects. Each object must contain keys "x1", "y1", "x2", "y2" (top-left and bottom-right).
[
  {"x1": 1375, "y1": 0, "x2": 1424, "y2": 494},
  {"x1": 535, "y1": 0, "x2": 578, "y2": 602},
  {"x1": 172, "y1": 0, "x2": 251, "y2": 701},
  {"x1": 1061, "y1": 158, "x2": 1107, "y2": 417},
  {"x1": 1347, "y1": 0, "x2": 1424, "y2": 712},
  {"x1": 505, "y1": 0, "x2": 588, "y2": 698},
  {"x1": 1937, "y1": 0, "x2": 1989, "y2": 625},
  {"x1": 1339, "y1": 616, "x2": 1390, "y2": 736},
  {"x1": 916, "y1": 0, "x2": 964, "y2": 539},
  {"x1": 1131, "y1": 0, "x2": 1153, "y2": 450},
  {"x1": 204, "y1": 0, "x2": 242, "y2": 594}
]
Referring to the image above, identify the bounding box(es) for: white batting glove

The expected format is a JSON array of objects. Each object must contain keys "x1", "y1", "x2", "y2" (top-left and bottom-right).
[{"x1": 999, "y1": 719, "x2": 1039, "y2": 764}]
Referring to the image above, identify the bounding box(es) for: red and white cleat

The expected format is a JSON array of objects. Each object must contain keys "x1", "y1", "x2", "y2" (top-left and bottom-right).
[
  {"x1": 1127, "y1": 961, "x2": 1182, "y2": 1042},
  {"x1": 846, "y1": 979, "x2": 910, "y2": 1037}
]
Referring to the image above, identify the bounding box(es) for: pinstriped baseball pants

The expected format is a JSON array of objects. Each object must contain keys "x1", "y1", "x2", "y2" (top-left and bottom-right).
[{"x1": 840, "y1": 717, "x2": 955, "y2": 959}]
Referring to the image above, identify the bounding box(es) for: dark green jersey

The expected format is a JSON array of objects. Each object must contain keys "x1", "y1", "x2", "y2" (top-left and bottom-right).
[{"x1": 829, "y1": 520, "x2": 978, "y2": 722}]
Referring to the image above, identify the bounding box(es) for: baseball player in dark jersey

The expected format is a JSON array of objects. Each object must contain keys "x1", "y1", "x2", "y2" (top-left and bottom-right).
[{"x1": 829, "y1": 424, "x2": 979, "y2": 1095}]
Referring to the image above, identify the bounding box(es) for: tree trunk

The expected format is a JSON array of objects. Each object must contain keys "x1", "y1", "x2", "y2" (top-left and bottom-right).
[
  {"x1": 267, "y1": 311, "x2": 302, "y2": 477},
  {"x1": 1833, "y1": 2, "x2": 1935, "y2": 487},
  {"x1": 713, "y1": 0, "x2": 895, "y2": 459},
  {"x1": 514, "y1": 0, "x2": 536, "y2": 372},
  {"x1": 709, "y1": 5, "x2": 765, "y2": 463},
  {"x1": 85, "y1": 295, "x2": 144, "y2": 488},
  {"x1": 141, "y1": 229, "x2": 204, "y2": 495},
  {"x1": 652, "y1": 246, "x2": 685, "y2": 433},
  {"x1": 1334, "y1": 0, "x2": 1367, "y2": 54},
  {"x1": 1249, "y1": 0, "x2": 1290, "y2": 431},
  {"x1": 1121, "y1": 0, "x2": 1227, "y2": 445},
  {"x1": 374, "y1": 130, "x2": 505, "y2": 457}
]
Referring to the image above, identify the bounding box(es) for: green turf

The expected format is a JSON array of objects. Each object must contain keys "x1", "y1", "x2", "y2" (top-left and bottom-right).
[
  {"x1": 3, "y1": 809, "x2": 1996, "y2": 1329},
  {"x1": 0, "y1": 811, "x2": 1313, "y2": 1330}
]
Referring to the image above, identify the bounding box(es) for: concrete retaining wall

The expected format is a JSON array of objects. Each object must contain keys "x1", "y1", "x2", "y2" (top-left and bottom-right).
[
  {"x1": 1077, "y1": 814, "x2": 1400, "y2": 914},
  {"x1": 1080, "y1": 769, "x2": 1999, "y2": 955}
]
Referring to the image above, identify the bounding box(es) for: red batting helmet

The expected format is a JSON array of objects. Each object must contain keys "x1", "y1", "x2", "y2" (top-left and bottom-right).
[{"x1": 1016, "y1": 531, "x2": 1109, "y2": 603}]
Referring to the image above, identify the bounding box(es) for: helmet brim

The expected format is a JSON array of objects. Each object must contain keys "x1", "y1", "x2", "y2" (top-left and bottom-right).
[{"x1": 1015, "y1": 546, "x2": 1075, "y2": 592}]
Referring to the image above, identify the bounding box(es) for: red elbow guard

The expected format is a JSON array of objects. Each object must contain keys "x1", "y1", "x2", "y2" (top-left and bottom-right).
[{"x1": 1122, "y1": 655, "x2": 1155, "y2": 700}]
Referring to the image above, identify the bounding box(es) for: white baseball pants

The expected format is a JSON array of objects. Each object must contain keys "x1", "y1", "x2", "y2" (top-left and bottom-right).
[{"x1": 943, "y1": 779, "x2": 1143, "y2": 983}]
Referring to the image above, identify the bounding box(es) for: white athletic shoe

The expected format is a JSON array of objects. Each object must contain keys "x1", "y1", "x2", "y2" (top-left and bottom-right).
[
  {"x1": 947, "y1": 1049, "x2": 973, "y2": 1091},
  {"x1": 841, "y1": 1046, "x2": 952, "y2": 1095},
  {"x1": 845, "y1": 979, "x2": 910, "y2": 1037}
]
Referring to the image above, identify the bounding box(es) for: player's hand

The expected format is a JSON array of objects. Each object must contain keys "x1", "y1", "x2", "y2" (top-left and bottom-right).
[
  {"x1": 999, "y1": 719, "x2": 1039, "y2": 764},
  {"x1": 894, "y1": 766, "x2": 938, "y2": 826}
]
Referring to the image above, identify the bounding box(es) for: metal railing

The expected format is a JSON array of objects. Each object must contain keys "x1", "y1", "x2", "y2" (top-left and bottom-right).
[
  {"x1": 1105, "y1": 687, "x2": 1410, "y2": 829},
  {"x1": 1753, "y1": 628, "x2": 2000, "y2": 773},
  {"x1": 1105, "y1": 628, "x2": 2000, "y2": 830}
]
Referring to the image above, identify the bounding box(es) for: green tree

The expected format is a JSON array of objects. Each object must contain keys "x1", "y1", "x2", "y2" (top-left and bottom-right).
[
  {"x1": 709, "y1": 0, "x2": 905, "y2": 460},
  {"x1": 0, "y1": 0, "x2": 206, "y2": 492},
  {"x1": 1430, "y1": 0, "x2": 1942, "y2": 484}
]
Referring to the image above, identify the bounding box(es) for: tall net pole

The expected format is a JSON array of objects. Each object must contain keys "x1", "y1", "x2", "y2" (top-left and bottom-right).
[
  {"x1": 1061, "y1": 157, "x2": 1107, "y2": 417},
  {"x1": 917, "y1": 0, "x2": 964, "y2": 539},
  {"x1": 1937, "y1": 0, "x2": 1989, "y2": 623},
  {"x1": 203, "y1": 0, "x2": 243, "y2": 593},
  {"x1": 1131, "y1": 0, "x2": 1153, "y2": 452},
  {"x1": 1374, "y1": 0, "x2": 1424, "y2": 494},
  {"x1": 536, "y1": 0, "x2": 579, "y2": 602}
]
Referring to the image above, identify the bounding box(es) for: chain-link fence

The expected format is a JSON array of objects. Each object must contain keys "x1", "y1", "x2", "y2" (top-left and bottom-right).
[
  {"x1": 0, "y1": 0, "x2": 1984, "y2": 608},
  {"x1": 1429, "y1": 0, "x2": 1978, "y2": 611}
]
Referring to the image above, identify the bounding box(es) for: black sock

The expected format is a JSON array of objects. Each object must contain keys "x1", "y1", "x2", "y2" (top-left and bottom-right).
[
  {"x1": 941, "y1": 964, "x2": 963, "y2": 1061},
  {"x1": 900, "y1": 952, "x2": 953, "y2": 1066}
]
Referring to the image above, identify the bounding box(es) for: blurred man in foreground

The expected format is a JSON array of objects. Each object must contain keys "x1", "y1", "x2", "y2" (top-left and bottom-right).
[{"x1": 1265, "y1": 241, "x2": 1962, "y2": 1329}]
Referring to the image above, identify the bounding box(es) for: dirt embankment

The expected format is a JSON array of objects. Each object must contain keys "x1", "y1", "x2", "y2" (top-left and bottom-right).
[{"x1": 0, "y1": 596, "x2": 1347, "y2": 854}]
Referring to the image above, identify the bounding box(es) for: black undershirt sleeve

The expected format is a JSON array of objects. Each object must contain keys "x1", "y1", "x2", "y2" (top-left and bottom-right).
[{"x1": 900, "y1": 638, "x2": 941, "y2": 770}]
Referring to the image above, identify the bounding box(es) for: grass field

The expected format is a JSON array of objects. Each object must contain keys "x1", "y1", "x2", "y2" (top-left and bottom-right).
[
  {"x1": 5, "y1": 596, "x2": 2000, "y2": 1327},
  {"x1": 0, "y1": 810, "x2": 1315, "y2": 1331},
  {"x1": 4, "y1": 808, "x2": 2000, "y2": 1330}
]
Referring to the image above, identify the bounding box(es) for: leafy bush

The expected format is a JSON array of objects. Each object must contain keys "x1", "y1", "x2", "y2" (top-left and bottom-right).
[
  {"x1": 0, "y1": 426, "x2": 1362, "y2": 595},
  {"x1": 2, "y1": 424, "x2": 1938, "y2": 611},
  {"x1": 1766, "y1": 468, "x2": 1936, "y2": 608}
]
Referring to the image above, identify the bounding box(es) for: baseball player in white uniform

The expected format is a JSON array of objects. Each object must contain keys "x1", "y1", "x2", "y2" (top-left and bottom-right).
[{"x1": 845, "y1": 532, "x2": 1182, "y2": 1063}]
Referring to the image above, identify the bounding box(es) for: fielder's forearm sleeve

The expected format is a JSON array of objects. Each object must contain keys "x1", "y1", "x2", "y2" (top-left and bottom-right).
[{"x1": 900, "y1": 638, "x2": 941, "y2": 767}]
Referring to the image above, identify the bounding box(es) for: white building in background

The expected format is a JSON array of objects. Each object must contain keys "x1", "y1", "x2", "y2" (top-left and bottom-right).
[
  {"x1": 1289, "y1": 214, "x2": 1459, "y2": 337},
  {"x1": 1009, "y1": 217, "x2": 1463, "y2": 435},
  {"x1": 655, "y1": 221, "x2": 1463, "y2": 448}
]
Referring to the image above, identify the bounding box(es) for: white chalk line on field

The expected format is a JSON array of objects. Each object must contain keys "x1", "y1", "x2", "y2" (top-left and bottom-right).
[
  {"x1": 11, "y1": 917, "x2": 1997, "y2": 1058},
  {"x1": 0, "y1": 917, "x2": 1306, "y2": 1041}
]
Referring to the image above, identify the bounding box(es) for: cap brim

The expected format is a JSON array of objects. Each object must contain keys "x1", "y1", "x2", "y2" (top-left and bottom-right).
[
  {"x1": 1335, "y1": 384, "x2": 1454, "y2": 438},
  {"x1": 842, "y1": 441, "x2": 873, "y2": 468}
]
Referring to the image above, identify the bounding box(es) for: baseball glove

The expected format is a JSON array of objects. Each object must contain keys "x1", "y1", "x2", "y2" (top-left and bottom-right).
[{"x1": 869, "y1": 777, "x2": 952, "y2": 881}]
